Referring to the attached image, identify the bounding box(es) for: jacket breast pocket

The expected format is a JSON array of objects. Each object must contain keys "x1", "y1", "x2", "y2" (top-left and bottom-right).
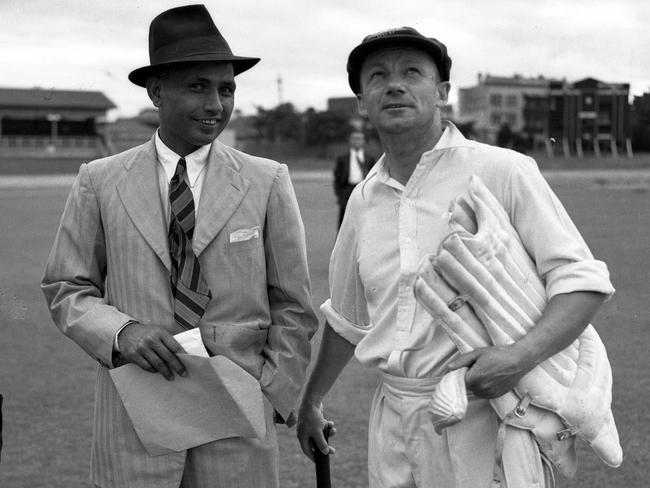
[{"x1": 227, "y1": 225, "x2": 262, "y2": 254}]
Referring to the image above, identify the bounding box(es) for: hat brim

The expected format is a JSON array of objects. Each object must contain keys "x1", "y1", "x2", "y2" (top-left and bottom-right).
[
  {"x1": 347, "y1": 35, "x2": 449, "y2": 93},
  {"x1": 128, "y1": 55, "x2": 260, "y2": 87}
]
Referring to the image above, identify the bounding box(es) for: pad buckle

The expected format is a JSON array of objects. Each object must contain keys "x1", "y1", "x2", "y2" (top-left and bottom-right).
[
  {"x1": 447, "y1": 296, "x2": 466, "y2": 312},
  {"x1": 556, "y1": 426, "x2": 579, "y2": 441},
  {"x1": 513, "y1": 394, "x2": 531, "y2": 418}
]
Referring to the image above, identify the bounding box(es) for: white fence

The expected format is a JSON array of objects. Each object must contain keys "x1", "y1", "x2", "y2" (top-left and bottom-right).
[{"x1": 0, "y1": 135, "x2": 102, "y2": 148}]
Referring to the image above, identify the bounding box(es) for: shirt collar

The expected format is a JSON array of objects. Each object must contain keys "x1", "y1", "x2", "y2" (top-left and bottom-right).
[
  {"x1": 154, "y1": 130, "x2": 211, "y2": 186},
  {"x1": 350, "y1": 147, "x2": 364, "y2": 159},
  {"x1": 372, "y1": 121, "x2": 471, "y2": 187}
]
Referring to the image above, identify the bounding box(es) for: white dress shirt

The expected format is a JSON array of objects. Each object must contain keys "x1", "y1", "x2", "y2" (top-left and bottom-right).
[
  {"x1": 154, "y1": 131, "x2": 210, "y2": 224},
  {"x1": 113, "y1": 132, "x2": 212, "y2": 352},
  {"x1": 321, "y1": 122, "x2": 614, "y2": 379},
  {"x1": 347, "y1": 149, "x2": 365, "y2": 185}
]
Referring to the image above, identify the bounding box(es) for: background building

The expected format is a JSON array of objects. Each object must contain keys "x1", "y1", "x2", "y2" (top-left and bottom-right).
[
  {"x1": 458, "y1": 73, "x2": 550, "y2": 144},
  {"x1": 0, "y1": 87, "x2": 115, "y2": 159},
  {"x1": 327, "y1": 97, "x2": 358, "y2": 119},
  {"x1": 548, "y1": 78, "x2": 631, "y2": 157},
  {"x1": 458, "y1": 74, "x2": 631, "y2": 157},
  {"x1": 522, "y1": 94, "x2": 550, "y2": 150},
  {"x1": 327, "y1": 96, "x2": 454, "y2": 131}
]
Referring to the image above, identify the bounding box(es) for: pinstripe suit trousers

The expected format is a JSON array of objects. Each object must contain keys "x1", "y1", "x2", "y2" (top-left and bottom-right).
[{"x1": 91, "y1": 369, "x2": 279, "y2": 488}]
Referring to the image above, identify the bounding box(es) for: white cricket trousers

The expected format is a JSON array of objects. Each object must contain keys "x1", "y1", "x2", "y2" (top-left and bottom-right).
[{"x1": 368, "y1": 373, "x2": 553, "y2": 488}]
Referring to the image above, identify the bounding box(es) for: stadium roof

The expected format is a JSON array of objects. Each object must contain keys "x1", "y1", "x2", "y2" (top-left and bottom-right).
[{"x1": 0, "y1": 87, "x2": 116, "y2": 111}]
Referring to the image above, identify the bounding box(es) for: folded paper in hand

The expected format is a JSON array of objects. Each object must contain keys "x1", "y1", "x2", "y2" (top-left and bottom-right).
[
  {"x1": 174, "y1": 328, "x2": 210, "y2": 357},
  {"x1": 109, "y1": 329, "x2": 266, "y2": 456}
]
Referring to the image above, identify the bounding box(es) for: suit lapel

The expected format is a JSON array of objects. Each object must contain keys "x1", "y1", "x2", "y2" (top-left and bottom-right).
[
  {"x1": 193, "y1": 142, "x2": 250, "y2": 256},
  {"x1": 116, "y1": 140, "x2": 171, "y2": 271}
]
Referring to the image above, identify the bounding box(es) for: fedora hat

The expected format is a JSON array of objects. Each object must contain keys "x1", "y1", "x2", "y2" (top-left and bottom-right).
[
  {"x1": 347, "y1": 26, "x2": 452, "y2": 94},
  {"x1": 128, "y1": 4, "x2": 260, "y2": 87}
]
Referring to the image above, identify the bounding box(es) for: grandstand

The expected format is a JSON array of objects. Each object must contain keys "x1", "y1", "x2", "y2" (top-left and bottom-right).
[{"x1": 0, "y1": 87, "x2": 115, "y2": 161}]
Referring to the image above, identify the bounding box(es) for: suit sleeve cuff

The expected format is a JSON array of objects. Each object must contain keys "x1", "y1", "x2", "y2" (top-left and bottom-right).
[
  {"x1": 111, "y1": 320, "x2": 139, "y2": 367},
  {"x1": 260, "y1": 382, "x2": 295, "y2": 425}
]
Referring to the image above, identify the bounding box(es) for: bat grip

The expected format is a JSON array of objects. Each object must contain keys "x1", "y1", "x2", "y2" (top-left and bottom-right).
[{"x1": 313, "y1": 426, "x2": 331, "y2": 488}]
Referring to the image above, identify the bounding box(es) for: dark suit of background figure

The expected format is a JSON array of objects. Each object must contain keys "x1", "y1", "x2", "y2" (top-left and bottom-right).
[{"x1": 334, "y1": 132, "x2": 376, "y2": 228}]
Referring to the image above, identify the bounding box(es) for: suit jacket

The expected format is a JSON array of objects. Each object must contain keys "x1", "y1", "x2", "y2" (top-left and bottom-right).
[
  {"x1": 42, "y1": 137, "x2": 318, "y2": 487},
  {"x1": 333, "y1": 149, "x2": 376, "y2": 206}
]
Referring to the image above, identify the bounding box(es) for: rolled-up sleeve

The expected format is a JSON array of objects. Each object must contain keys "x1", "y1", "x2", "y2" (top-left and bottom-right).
[
  {"x1": 320, "y1": 214, "x2": 372, "y2": 345},
  {"x1": 506, "y1": 158, "x2": 615, "y2": 299}
]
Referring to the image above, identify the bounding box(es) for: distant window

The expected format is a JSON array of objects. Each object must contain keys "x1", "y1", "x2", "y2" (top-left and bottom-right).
[
  {"x1": 584, "y1": 96, "x2": 593, "y2": 106},
  {"x1": 597, "y1": 112, "x2": 611, "y2": 125},
  {"x1": 505, "y1": 113, "x2": 517, "y2": 126},
  {"x1": 506, "y1": 95, "x2": 517, "y2": 107},
  {"x1": 489, "y1": 93, "x2": 503, "y2": 107},
  {"x1": 490, "y1": 113, "x2": 501, "y2": 125}
]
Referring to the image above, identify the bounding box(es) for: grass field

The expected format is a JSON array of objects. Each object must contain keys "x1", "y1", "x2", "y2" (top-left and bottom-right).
[
  {"x1": 0, "y1": 169, "x2": 649, "y2": 487},
  {"x1": 3, "y1": 150, "x2": 650, "y2": 175}
]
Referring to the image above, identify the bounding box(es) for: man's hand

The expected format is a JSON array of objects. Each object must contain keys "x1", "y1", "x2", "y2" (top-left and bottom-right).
[
  {"x1": 447, "y1": 292, "x2": 608, "y2": 399},
  {"x1": 446, "y1": 344, "x2": 532, "y2": 399},
  {"x1": 297, "y1": 400, "x2": 336, "y2": 462},
  {"x1": 117, "y1": 322, "x2": 186, "y2": 381}
]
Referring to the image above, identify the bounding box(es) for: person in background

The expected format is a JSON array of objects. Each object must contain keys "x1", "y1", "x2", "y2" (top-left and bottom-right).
[
  {"x1": 333, "y1": 130, "x2": 376, "y2": 228},
  {"x1": 42, "y1": 5, "x2": 317, "y2": 487}
]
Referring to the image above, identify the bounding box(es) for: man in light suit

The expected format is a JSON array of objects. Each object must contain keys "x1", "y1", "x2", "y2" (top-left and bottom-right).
[
  {"x1": 42, "y1": 5, "x2": 318, "y2": 488},
  {"x1": 333, "y1": 130, "x2": 376, "y2": 228}
]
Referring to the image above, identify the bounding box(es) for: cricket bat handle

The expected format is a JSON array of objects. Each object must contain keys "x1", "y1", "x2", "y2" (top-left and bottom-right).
[{"x1": 313, "y1": 426, "x2": 331, "y2": 488}]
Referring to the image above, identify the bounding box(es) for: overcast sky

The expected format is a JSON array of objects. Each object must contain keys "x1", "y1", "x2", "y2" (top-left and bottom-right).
[{"x1": 2, "y1": 0, "x2": 649, "y2": 120}]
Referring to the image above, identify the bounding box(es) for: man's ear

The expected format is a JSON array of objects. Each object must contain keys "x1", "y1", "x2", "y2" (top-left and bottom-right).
[
  {"x1": 435, "y1": 81, "x2": 451, "y2": 107},
  {"x1": 146, "y1": 77, "x2": 163, "y2": 108},
  {"x1": 356, "y1": 93, "x2": 368, "y2": 118}
]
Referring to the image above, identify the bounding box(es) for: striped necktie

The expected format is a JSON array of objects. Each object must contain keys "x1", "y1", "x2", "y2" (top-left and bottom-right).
[{"x1": 168, "y1": 157, "x2": 211, "y2": 329}]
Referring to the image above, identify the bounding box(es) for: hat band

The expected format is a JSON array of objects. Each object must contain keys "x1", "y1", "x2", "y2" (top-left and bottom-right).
[{"x1": 151, "y1": 35, "x2": 234, "y2": 65}]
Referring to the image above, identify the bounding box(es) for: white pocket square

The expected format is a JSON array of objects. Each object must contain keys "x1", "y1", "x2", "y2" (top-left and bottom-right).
[{"x1": 229, "y1": 226, "x2": 260, "y2": 243}]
